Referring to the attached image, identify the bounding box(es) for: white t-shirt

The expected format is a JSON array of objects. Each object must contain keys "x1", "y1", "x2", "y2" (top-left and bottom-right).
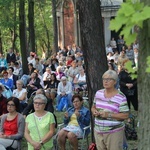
[
  {"x1": 75, "y1": 74, "x2": 86, "y2": 82},
  {"x1": 13, "y1": 88, "x2": 27, "y2": 103}
]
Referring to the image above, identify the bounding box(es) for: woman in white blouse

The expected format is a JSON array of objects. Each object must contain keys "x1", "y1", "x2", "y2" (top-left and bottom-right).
[
  {"x1": 73, "y1": 67, "x2": 87, "y2": 92},
  {"x1": 13, "y1": 79, "x2": 27, "y2": 112}
]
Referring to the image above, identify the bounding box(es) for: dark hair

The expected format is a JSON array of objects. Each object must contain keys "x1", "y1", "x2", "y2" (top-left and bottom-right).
[
  {"x1": 28, "y1": 63, "x2": 33, "y2": 67},
  {"x1": 7, "y1": 97, "x2": 20, "y2": 112},
  {"x1": 35, "y1": 57, "x2": 39, "y2": 61},
  {"x1": 14, "y1": 62, "x2": 19, "y2": 66},
  {"x1": 72, "y1": 94, "x2": 83, "y2": 102},
  {"x1": 51, "y1": 73, "x2": 57, "y2": 81},
  {"x1": 9, "y1": 67, "x2": 14, "y2": 72},
  {"x1": 108, "y1": 62, "x2": 115, "y2": 70}
]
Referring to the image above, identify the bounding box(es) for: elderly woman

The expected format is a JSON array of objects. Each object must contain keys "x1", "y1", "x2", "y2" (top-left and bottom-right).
[
  {"x1": 24, "y1": 94, "x2": 55, "y2": 150},
  {"x1": 91, "y1": 70, "x2": 129, "y2": 150},
  {"x1": 0, "y1": 97, "x2": 25, "y2": 150},
  {"x1": 13, "y1": 79, "x2": 27, "y2": 112},
  {"x1": 58, "y1": 95, "x2": 90, "y2": 150},
  {"x1": 56, "y1": 76, "x2": 72, "y2": 108}
]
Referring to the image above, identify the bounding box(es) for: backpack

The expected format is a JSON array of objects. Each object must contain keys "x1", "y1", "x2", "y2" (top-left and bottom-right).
[{"x1": 2, "y1": 85, "x2": 13, "y2": 98}]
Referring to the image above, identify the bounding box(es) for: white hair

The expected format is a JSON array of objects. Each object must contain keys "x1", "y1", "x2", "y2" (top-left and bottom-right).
[{"x1": 102, "y1": 70, "x2": 118, "y2": 81}]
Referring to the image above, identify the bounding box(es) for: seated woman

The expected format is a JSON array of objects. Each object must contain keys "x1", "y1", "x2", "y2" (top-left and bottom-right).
[
  {"x1": 58, "y1": 95, "x2": 90, "y2": 150},
  {"x1": 24, "y1": 94, "x2": 55, "y2": 150},
  {"x1": 13, "y1": 79, "x2": 27, "y2": 113},
  {"x1": 0, "y1": 84, "x2": 7, "y2": 119},
  {"x1": 0, "y1": 71, "x2": 13, "y2": 91},
  {"x1": 7, "y1": 67, "x2": 18, "y2": 89},
  {"x1": 20, "y1": 63, "x2": 35, "y2": 86},
  {"x1": 46, "y1": 73, "x2": 59, "y2": 101},
  {"x1": 26, "y1": 72, "x2": 42, "y2": 98},
  {"x1": 73, "y1": 67, "x2": 87, "y2": 93},
  {"x1": 0, "y1": 97, "x2": 25, "y2": 150}
]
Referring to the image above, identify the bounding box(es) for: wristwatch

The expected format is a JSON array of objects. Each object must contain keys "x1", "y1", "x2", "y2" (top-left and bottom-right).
[{"x1": 108, "y1": 112, "x2": 112, "y2": 120}]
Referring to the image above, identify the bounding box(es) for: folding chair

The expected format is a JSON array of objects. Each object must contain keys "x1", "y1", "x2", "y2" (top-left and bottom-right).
[{"x1": 54, "y1": 123, "x2": 90, "y2": 150}]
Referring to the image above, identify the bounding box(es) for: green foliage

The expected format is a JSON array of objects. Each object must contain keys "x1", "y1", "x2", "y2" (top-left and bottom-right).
[
  {"x1": 124, "y1": 61, "x2": 137, "y2": 79},
  {"x1": 109, "y1": 0, "x2": 150, "y2": 46},
  {"x1": 0, "y1": 0, "x2": 54, "y2": 56}
]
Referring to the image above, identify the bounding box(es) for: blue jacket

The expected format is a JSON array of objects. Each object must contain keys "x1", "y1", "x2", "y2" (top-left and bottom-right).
[
  {"x1": 0, "y1": 78, "x2": 13, "y2": 90},
  {"x1": 64, "y1": 106, "x2": 90, "y2": 135}
]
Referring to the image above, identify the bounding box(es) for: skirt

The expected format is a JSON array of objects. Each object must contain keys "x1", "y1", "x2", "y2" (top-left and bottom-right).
[{"x1": 63, "y1": 124, "x2": 83, "y2": 138}]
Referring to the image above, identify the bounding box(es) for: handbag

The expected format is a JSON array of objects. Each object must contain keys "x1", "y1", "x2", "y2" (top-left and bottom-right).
[
  {"x1": 6, "y1": 140, "x2": 17, "y2": 150},
  {"x1": 33, "y1": 115, "x2": 46, "y2": 150},
  {"x1": 88, "y1": 142, "x2": 96, "y2": 150},
  {"x1": 127, "y1": 89, "x2": 135, "y2": 96}
]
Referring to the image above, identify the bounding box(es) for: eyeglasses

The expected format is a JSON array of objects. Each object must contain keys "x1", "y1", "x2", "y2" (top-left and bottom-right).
[
  {"x1": 102, "y1": 78, "x2": 115, "y2": 82},
  {"x1": 7, "y1": 104, "x2": 15, "y2": 107},
  {"x1": 33, "y1": 102, "x2": 46, "y2": 105},
  {"x1": 73, "y1": 100, "x2": 80, "y2": 103}
]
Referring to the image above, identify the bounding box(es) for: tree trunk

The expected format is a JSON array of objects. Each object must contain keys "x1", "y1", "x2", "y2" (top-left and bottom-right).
[
  {"x1": 0, "y1": 30, "x2": 3, "y2": 53},
  {"x1": 39, "y1": 2, "x2": 51, "y2": 57},
  {"x1": 11, "y1": 0, "x2": 17, "y2": 51},
  {"x1": 52, "y1": 0, "x2": 58, "y2": 54},
  {"x1": 19, "y1": 0, "x2": 28, "y2": 74},
  {"x1": 78, "y1": 0, "x2": 107, "y2": 141},
  {"x1": 28, "y1": 0, "x2": 35, "y2": 53},
  {"x1": 138, "y1": 0, "x2": 150, "y2": 149}
]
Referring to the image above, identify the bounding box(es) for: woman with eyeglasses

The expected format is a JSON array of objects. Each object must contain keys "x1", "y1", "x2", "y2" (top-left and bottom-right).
[
  {"x1": 0, "y1": 97, "x2": 25, "y2": 150},
  {"x1": 58, "y1": 95, "x2": 90, "y2": 150},
  {"x1": 91, "y1": 70, "x2": 129, "y2": 150},
  {"x1": 24, "y1": 94, "x2": 55, "y2": 150}
]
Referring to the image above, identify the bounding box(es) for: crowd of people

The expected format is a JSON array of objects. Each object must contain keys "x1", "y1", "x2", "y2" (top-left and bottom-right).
[{"x1": 0, "y1": 37, "x2": 138, "y2": 149}]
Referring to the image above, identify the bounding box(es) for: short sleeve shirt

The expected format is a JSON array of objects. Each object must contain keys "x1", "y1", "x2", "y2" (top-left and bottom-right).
[{"x1": 26, "y1": 112, "x2": 55, "y2": 150}]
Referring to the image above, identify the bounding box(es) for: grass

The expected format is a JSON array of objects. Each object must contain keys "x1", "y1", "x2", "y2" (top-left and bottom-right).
[{"x1": 21, "y1": 101, "x2": 138, "y2": 150}]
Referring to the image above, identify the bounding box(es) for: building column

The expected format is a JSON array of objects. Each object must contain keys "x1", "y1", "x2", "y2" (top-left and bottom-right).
[
  {"x1": 74, "y1": 12, "x2": 78, "y2": 45},
  {"x1": 104, "y1": 17, "x2": 111, "y2": 47},
  {"x1": 60, "y1": 1, "x2": 65, "y2": 48}
]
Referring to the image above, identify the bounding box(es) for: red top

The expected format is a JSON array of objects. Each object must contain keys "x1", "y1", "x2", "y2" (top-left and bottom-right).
[
  {"x1": 66, "y1": 60, "x2": 73, "y2": 67},
  {"x1": 3, "y1": 115, "x2": 18, "y2": 135}
]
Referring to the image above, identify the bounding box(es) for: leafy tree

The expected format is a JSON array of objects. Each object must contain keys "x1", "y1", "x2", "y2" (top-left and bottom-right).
[{"x1": 110, "y1": 0, "x2": 150, "y2": 149}]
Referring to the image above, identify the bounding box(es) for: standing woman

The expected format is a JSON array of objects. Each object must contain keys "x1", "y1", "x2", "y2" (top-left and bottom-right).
[
  {"x1": 91, "y1": 70, "x2": 129, "y2": 150},
  {"x1": 0, "y1": 97, "x2": 25, "y2": 150},
  {"x1": 119, "y1": 65, "x2": 138, "y2": 112},
  {"x1": 24, "y1": 94, "x2": 55, "y2": 150}
]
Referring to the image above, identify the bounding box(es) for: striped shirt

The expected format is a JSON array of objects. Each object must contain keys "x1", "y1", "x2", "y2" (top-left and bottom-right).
[{"x1": 94, "y1": 89, "x2": 129, "y2": 134}]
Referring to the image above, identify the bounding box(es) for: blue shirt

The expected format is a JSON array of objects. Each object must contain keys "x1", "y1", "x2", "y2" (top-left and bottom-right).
[{"x1": 0, "y1": 78, "x2": 13, "y2": 90}]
